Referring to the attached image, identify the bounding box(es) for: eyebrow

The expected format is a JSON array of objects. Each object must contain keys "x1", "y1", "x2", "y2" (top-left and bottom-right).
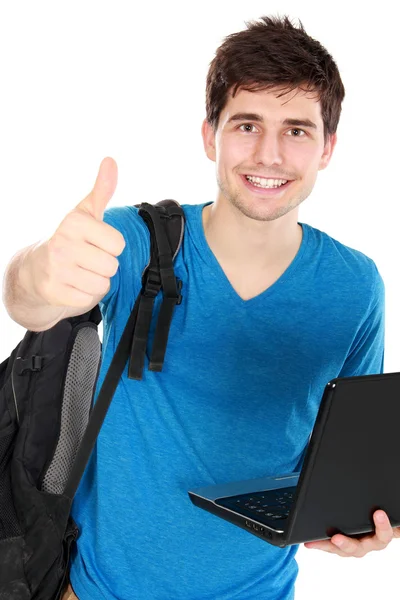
[{"x1": 226, "y1": 112, "x2": 318, "y2": 130}]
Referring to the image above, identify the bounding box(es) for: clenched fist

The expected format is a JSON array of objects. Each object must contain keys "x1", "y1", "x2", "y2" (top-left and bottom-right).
[{"x1": 30, "y1": 157, "x2": 126, "y2": 311}]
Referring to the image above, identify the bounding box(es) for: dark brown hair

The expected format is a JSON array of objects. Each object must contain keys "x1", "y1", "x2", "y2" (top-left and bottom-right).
[{"x1": 205, "y1": 15, "x2": 345, "y2": 145}]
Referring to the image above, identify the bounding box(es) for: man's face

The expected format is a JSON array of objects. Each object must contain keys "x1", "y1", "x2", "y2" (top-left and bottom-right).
[{"x1": 202, "y1": 86, "x2": 337, "y2": 222}]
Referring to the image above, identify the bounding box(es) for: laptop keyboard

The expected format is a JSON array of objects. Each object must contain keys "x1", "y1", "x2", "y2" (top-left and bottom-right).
[{"x1": 216, "y1": 487, "x2": 296, "y2": 521}]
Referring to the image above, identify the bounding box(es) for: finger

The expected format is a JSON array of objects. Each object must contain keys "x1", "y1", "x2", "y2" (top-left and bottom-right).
[
  {"x1": 304, "y1": 540, "x2": 351, "y2": 557},
  {"x1": 306, "y1": 533, "x2": 374, "y2": 557},
  {"x1": 52, "y1": 213, "x2": 125, "y2": 258},
  {"x1": 73, "y1": 241, "x2": 120, "y2": 277},
  {"x1": 330, "y1": 534, "x2": 364, "y2": 556},
  {"x1": 77, "y1": 157, "x2": 118, "y2": 221},
  {"x1": 373, "y1": 510, "x2": 393, "y2": 546}
]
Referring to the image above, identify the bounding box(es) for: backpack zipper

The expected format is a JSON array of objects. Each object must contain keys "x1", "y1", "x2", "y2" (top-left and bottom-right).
[
  {"x1": 11, "y1": 355, "x2": 44, "y2": 426},
  {"x1": 11, "y1": 361, "x2": 20, "y2": 425}
]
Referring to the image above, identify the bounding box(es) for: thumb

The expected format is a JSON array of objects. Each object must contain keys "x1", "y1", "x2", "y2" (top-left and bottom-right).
[{"x1": 77, "y1": 157, "x2": 118, "y2": 220}]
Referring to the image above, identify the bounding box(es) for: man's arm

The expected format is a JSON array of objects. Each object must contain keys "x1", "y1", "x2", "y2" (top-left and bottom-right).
[
  {"x1": 2, "y1": 242, "x2": 97, "y2": 332},
  {"x1": 338, "y1": 265, "x2": 385, "y2": 378},
  {"x1": 304, "y1": 265, "x2": 399, "y2": 556}
]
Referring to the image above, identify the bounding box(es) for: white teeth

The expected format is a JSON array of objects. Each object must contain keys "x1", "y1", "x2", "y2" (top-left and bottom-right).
[{"x1": 245, "y1": 175, "x2": 288, "y2": 188}]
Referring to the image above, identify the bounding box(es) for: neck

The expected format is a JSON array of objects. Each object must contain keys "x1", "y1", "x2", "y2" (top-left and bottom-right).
[{"x1": 202, "y1": 200, "x2": 303, "y2": 272}]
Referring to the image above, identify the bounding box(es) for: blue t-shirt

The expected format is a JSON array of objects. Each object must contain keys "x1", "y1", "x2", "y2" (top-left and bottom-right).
[{"x1": 70, "y1": 202, "x2": 385, "y2": 600}]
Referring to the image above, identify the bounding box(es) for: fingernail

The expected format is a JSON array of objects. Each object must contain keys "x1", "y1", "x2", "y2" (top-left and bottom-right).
[{"x1": 376, "y1": 512, "x2": 386, "y2": 523}]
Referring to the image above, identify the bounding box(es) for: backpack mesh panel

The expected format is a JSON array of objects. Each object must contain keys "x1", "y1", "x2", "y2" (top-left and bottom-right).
[
  {"x1": 0, "y1": 427, "x2": 21, "y2": 539},
  {"x1": 41, "y1": 327, "x2": 101, "y2": 495}
]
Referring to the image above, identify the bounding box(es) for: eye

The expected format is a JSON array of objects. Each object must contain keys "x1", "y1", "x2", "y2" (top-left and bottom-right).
[
  {"x1": 287, "y1": 128, "x2": 306, "y2": 137},
  {"x1": 238, "y1": 123, "x2": 257, "y2": 133}
]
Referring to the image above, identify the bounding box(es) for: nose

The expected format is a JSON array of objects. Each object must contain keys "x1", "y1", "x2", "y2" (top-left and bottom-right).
[{"x1": 253, "y1": 132, "x2": 284, "y2": 167}]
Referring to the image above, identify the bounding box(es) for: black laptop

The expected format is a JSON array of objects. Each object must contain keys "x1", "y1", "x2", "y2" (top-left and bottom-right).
[{"x1": 188, "y1": 372, "x2": 400, "y2": 547}]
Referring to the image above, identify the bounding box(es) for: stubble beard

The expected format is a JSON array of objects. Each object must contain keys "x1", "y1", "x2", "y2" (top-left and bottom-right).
[{"x1": 217, "y1": 174, "x2": 310, "y2": 222}]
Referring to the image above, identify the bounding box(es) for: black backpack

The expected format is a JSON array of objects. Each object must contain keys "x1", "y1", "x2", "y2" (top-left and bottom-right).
[{"x1": 0, "y1": 200, "x2": 185, "y2": 600}]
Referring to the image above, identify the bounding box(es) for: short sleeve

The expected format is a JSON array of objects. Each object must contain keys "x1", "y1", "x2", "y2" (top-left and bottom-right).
[{"x1": 338, "y1": 262, "x2": 385, "y2": 377}]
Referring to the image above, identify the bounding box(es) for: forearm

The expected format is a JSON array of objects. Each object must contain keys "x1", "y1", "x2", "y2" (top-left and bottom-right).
[{"x1": 2, "y1": 243, "x2": 69, "y2": 332}]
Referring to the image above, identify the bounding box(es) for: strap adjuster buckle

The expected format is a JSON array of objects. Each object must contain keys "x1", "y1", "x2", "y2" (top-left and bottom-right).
[
  {"x1": 144, "y1": 267, "x2": 161, "y2": 298},
  {"x1": 31, "y1": 355, "x2": 43, "y2": 371},
  {"x1": 16, "y1": 354, "x2": 43, "y2": 375}
]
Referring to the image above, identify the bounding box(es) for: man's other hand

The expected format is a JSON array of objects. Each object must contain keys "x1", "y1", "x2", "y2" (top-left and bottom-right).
[{"x1": 304, "y1": 510, "x2": 400, "y2": 557}]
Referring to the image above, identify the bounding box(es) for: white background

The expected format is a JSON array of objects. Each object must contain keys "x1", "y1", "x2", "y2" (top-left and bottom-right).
[{"x1": 0, "y1": 1, "x2": 398, "y2": 598}]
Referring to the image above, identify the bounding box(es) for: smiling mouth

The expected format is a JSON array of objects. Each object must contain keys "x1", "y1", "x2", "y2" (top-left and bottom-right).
[
  {"x1": 245, "y1": 176, "x2": 288, "y2": 188},
  {"x1": 240, "y1": 174, "x2": 293, "y2": 193}
]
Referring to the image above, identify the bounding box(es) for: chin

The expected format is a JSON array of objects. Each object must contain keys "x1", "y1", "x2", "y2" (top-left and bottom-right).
[{"x1": 232, "y1": 194, "x2": 299, "y2": 222}]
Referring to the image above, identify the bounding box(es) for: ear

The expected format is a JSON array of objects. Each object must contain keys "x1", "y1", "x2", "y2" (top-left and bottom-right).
[
  {"x1": 201, "y1": 118, "x2": 217, "y2": 162},
  {"x1": 319, "y1": 133, "x2": 338, "y2": 171}
]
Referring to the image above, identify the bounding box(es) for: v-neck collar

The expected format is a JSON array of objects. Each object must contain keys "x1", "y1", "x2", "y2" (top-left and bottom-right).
[{"x1": 187, "y1": 202, "x2": 310, "y2": 306}]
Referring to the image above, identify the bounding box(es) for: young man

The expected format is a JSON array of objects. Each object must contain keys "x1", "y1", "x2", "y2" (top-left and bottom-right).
[{"x1": 3, "y1": 14, "x2": 399, "y2": 600}]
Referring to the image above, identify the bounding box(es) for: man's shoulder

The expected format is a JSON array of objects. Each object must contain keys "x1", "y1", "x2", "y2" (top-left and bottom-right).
[
  {"x1": 101, "y1": 201, "x2": 203, "y2": 260},
  {"x1": 305, "y1": 223, "x2": 384, "y2": 300},
  {"x1": 308, "y1": 223, "x2": 380, "y2": 272}
]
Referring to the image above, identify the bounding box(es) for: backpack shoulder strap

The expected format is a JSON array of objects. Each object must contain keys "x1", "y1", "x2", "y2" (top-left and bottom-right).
[
  {"x1": 63, "y1": 199, "x2": 184, "y2": 500},
  {"x1": 128, "y1": 199, "x2": 185, "y2": 380}
]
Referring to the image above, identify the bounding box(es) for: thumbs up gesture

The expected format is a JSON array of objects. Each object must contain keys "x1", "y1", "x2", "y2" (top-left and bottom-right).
[
  {"x1": 31, "y1": 157, "x2": 126, "y2": 310},
  {"x1": 76, "y1": 156, "x2": 119, "y2": 221}
]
